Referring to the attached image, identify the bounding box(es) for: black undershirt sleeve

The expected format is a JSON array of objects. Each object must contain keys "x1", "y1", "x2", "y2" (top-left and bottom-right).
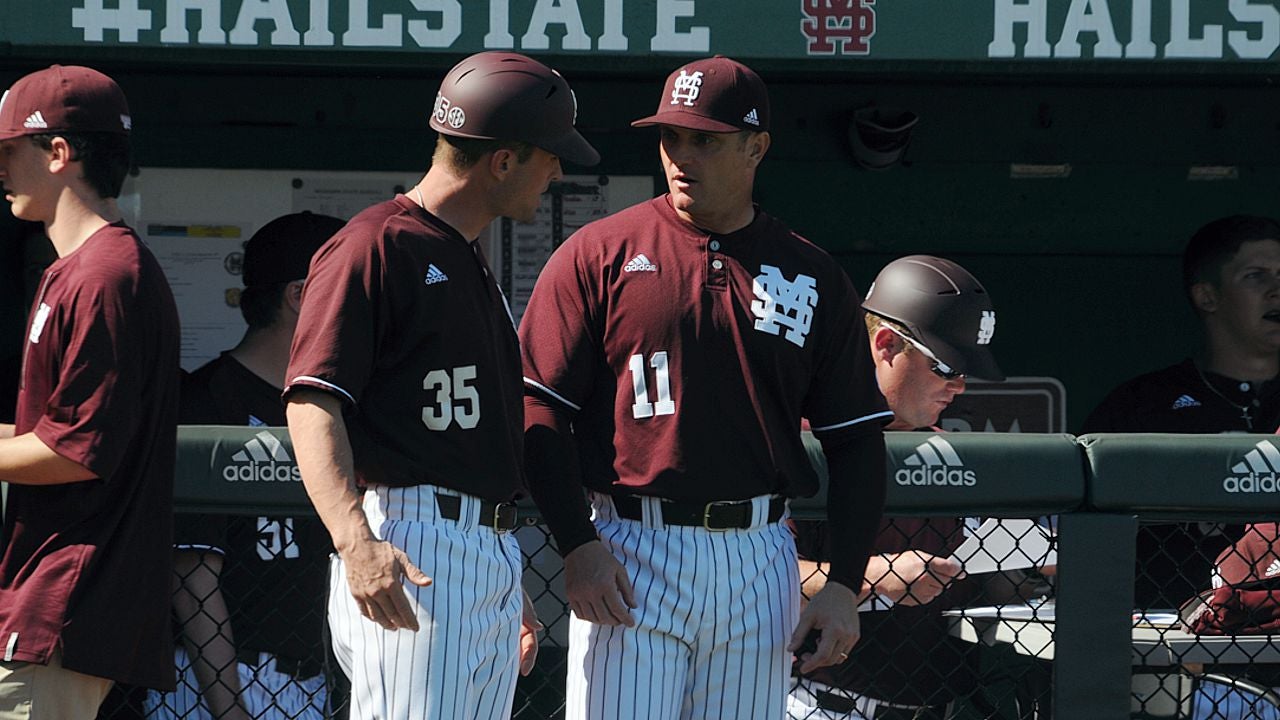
[
  {"x1": 524, "y1": 392, "x2": 598, "y2": 557},
  {"x1": 819, "y1": 429, "x2": 887, "y2": 591}
]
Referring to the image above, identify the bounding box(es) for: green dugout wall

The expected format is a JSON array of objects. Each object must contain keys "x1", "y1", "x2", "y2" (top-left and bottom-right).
[{"x1": 3, "y1": 2, "x2": 1280, "y2": 428}]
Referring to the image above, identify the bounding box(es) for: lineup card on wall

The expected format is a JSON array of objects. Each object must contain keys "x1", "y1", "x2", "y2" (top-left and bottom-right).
[
  {"x1": 122, "y1": 168, "x2": 417, "y2": 370},
  {"x1": 486, "y1": 175, "x2": 654, "y2": 326}
]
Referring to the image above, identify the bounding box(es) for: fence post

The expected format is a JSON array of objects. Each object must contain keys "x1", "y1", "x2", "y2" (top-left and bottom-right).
[{"x1": 1054, "y1": 512, "x2": 1138, "y2": 719}]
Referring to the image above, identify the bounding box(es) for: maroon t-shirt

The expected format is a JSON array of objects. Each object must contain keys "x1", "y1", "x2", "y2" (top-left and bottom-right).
[
  {"x1": 521, "y1": 195, "x2": 889, "y2": 501},
  {"x1": 284, "y1": 196, "x2": 524, "y2": 502},
  {"x1": 0, "y1": 223, "x2": 179, "y2": 689}
]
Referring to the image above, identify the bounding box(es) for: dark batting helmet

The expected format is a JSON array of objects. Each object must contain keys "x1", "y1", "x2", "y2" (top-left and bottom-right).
[
  {"x1": 862, "y1": 255, "x2": 1005, "y2": 381},
  {"x1": 430, "y1": 51, "x2": 599, "y2": 167}
]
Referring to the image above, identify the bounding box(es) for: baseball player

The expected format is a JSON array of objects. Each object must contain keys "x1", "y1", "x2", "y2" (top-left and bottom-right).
[
  {"x1": 283, "y1": 52, "x2": 598, "y2": 720},
  {"x1": 520, "y1": 56, "x2": 890, "y2": 719},
  {"x1": 145, "y1": 213, "x2": 343, "y2": 720},
  {"x1": 1084, "y1": 215, "x2": 1280, "y2": 610},
  {"x1": 789, "y1": 256, "x2": 1006, "y2": 720},
  {"x1": 0, "y1": 66, "x2": 180, "y2": 717}
]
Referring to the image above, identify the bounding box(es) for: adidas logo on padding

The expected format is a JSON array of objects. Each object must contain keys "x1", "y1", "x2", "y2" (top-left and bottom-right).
[
  {"x1": 1171, "y1": 394, "x2": 1202, "y2": 410},
  {"x1": 894, "y1": 435, "x2": 977, "y2": 487},
  {"x1": 223, "y1": 430, "x2": 300, "y2": 483},
  {"x1": 1223, "y1": 440, "x2": 1280, "y2": 493},
  {"x1": 624, "y1": 253, "x2": 657, "y2": 272},
  {"x1": 23, "y1": 111, "x2": 47, "y2": 129},
  {"x1": 743, "y1": 108, "x2": 760, "y2": 126},
  {"x1": 424, "y1": 264, "x2": 449, "y2": 285}
]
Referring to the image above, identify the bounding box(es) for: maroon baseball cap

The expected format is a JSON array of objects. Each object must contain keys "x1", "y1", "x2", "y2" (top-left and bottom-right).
[
  {"x1": 632, "y1": 56, "x2": 770, "y2": 133},
  {"x1": 0, "y1": 65, "x2": 131, "y2": 141}
]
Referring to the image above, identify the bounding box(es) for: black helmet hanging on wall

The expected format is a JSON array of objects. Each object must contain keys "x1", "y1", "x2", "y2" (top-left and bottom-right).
[
  {"x1": 430, "y1": 51, "x2": 600, "y2": 167},
  {"x1": 862, "y1": 255, "x2": 1005, "y2": 381}
]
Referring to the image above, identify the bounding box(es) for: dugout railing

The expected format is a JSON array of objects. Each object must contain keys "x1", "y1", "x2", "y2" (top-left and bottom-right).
[{"x1": 100, "y1": 427, "x2": 1280, "y2": 720}]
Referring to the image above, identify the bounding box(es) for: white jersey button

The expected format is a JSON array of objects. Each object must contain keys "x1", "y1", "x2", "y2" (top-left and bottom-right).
[{"x1": 711, "y1": 259, "x2": 724, "y2": 270}]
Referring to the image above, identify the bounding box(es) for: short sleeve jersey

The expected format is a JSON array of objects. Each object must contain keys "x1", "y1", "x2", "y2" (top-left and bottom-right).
[
  {"x1": 520, "y1": 196, "x2": 890, "y2": 501},
  {"x1": 178, "y1": 354, "x2": 332, "y2": 665},
  {"x1": 1082, "y1": 358, "x2": 1279, "y2": 608},
  {"x1": 284, "y1": 196, "x2": 524, "y2": 502},
  {"x1": 0, "y1": 223, "x2": 180, "y2": 689}
]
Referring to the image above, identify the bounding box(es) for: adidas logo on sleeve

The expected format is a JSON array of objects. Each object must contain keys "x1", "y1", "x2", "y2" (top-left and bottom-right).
[
  {"x1": 223, "y1": 430, "x2": 301, "y2": 483},
  {"x1": 624, "y1": 254, "x2": 658, "y2": 272},
  {"x1": 895, "y1": 435, "x2": 977, "y2": 487}
]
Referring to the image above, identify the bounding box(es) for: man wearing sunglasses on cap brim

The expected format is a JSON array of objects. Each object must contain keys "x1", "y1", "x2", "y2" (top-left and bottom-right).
[{"x1": 790, "y1": 255, "x2": 1007, "y2": 720}]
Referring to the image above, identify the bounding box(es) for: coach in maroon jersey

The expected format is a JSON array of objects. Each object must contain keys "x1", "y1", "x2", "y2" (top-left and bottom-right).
[
  {"x1": 0, "y1": 66, "x2": 180, "y2": 717},
  {"x1": 283, "y1": 52, "x2": 598, "y2": 719},
  {"x1": 521, "y1": 56, "x2": 891, "y2": 718}
]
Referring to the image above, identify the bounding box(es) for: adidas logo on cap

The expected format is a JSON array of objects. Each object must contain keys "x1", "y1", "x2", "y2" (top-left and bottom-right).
[
  {"x1": 1171, "y1": 394, "x2": 1202, "y2": 410},
  {"x1": 743, "y1": 108, "x2": 760, "y2": 126},
  {"x1": 424, "y1": 264, "x2": 449, "y2": 285},
  {"x1": 1223, "y1": 440, "x2": 1280, "y2": 493},
  {"x1": 895, "y1": 435, "x2": 977, "y2": 487},
  {"x1": 23, "y1": 111, "x2": 47, "y2": 129},
  {"x1": 624, "y1": 253, "x2": 657, "y2": 272},
  {"x1": 222, "y1": 430, "x2": 301, "y2": 483},
  {"x1": 1267, "y1": 558, "x2": 1280, "y2": 578}
]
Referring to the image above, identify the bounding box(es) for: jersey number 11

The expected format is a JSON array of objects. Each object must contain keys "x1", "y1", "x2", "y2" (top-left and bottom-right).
[{"x1": 629, "y1": 351, "x2": 675, "y2": 419}]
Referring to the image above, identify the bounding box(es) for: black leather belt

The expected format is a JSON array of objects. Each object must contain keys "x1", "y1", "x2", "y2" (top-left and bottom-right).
[
  {"x1": 814, "y1": 690, "x2": 946, "y2": 719},
  {"x1": 235, "y1": 648, "x2": 321, "y2": 680},
  {"x1": 611, "y1": 495, "x2": 785, "y2": 530},
  {"x1": 434, "y1": 493, "x2": 519, "y2": 532}
]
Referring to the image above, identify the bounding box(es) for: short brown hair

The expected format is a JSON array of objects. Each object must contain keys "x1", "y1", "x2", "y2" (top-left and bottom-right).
[{"x1": 433, "y1": 134, "x2": 536, "y2": 173}]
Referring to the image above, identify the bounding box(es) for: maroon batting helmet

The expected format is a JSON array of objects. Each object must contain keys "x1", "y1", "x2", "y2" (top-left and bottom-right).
[
  {"x1": 862, "y1": 255, "x2": 1005, "y2": 381},
  {"x1": 430, "y1": 52, "x2": 599, "y2": 167}
]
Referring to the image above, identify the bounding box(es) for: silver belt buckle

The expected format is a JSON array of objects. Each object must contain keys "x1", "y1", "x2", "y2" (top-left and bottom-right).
[{"x1": 702, "y1": 499, "x2": 748, "y2": 531}]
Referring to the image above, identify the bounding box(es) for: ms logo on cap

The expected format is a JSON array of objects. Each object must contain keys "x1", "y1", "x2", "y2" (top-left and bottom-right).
[{"x1": 670, "y1": 70, "x2": 704, "y2": 107}]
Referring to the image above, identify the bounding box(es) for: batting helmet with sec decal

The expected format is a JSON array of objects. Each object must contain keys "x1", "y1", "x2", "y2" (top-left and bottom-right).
[
  {"x1": 862, "y1": 254, "x2": 1005, "y2": 381},
  {"x1": 430, "y1": 51, "x2": 599, "y2": 167}
]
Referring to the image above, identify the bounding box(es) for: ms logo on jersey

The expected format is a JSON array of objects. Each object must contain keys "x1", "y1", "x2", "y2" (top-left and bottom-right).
[
  {"x1": 670, "y1": 70, "x2": 704, "y2": 106},
  {"x1": 977, "y1": 311, "x2": 996, "y2": 345},
  {"x1": 752, "y1": 265, "x2": 818, "y2": 348}
]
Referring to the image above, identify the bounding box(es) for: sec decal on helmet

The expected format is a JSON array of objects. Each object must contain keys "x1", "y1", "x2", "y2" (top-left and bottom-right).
[
  {"x1": 862, "y1": 255, "x2": 1005, "y2": 381},
  {"x1": 430, "y1": 51, "x2": 599, "y2": 167}
]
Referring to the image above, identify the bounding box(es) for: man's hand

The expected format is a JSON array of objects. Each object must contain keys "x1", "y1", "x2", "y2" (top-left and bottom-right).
[
  {"x1": 343, "y1": 537, "x2": 432, "y2": 631},
  {"x1": 519, "y1": 587, "x2": 543, "y2": 676},
  {"x1": 789, "y1": 581, "x2": 860, "y2": 674},
  {"x1": 867, "y1": 551, "x2": 964, "y2": 607},
  {"x1": 564, "y1": 540, "x2": 637, "y2": 626}
]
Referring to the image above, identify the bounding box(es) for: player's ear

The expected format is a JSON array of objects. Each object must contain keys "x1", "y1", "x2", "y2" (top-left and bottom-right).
[
  {"x1": 745, "y1": 131, "x2": 771, "y2": 168},
  {"x1": 285, "y1": 279, "x2": 305, "y2": 314},
  {"x1": 1191, "y1": 282, "x2": 1217, "y2": 314},
  {"x1": 871, "y1": 327, "x2": 900, "y2": 361},
  {"x1": 44, "y1": 136, "x2": 74, "y2": 174},
  {"x1": 489, "y1": 148, "x2": 514, "y2": 179}
]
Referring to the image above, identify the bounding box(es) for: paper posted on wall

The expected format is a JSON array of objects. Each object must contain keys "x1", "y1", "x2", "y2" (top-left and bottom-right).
[{"x1": 952, "y1": 518, "x2": 1057, "y2": 575}]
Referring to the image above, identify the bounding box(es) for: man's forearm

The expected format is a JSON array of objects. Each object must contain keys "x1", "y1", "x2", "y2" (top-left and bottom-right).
[
  {"x1": 524, "y1": 394, "x2": 597, "y2": 556},
  {"x1": 286, "y1": 392, "x2": 372, "y2": 553},
  {"x1": 0, "y1": 424, "x2": 14, "y2": 440},
  {"x1": 0, "y1": 432, "x2": 96, "y2": 485},
  {"x1": 172, "y1": 552, "x2": 248, "y2": 720},
  {"x1": 821, "y1": 431, "x2": 887, "y2": 589}
]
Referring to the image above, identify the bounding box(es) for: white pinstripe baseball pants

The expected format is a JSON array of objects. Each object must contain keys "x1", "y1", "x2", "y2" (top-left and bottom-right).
[
  {"x1": 329, "y1": 486, "x2": 523, "y2": 720},
  {"x1": 567, "y1": 494, "x2": 800, "y2": 720}
]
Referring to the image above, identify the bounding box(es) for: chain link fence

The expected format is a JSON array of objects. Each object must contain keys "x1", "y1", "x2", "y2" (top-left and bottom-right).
[{"x1": 90, "y1": 429, "x2": 1280, "y2": 719}]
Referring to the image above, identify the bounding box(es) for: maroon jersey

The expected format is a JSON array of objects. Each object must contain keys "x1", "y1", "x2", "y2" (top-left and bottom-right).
[
  {"x1": 284, "y1": 196, "x2": 525, "y2": 502},
  {"x1": 521, "y1": 195, "x2": 889, "y2": 501},
  {"x1": 0, "y1": 223, "x2": 179, "y2": 689}
]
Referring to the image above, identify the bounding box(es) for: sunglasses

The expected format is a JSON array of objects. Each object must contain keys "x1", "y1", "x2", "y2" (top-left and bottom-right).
[{"x1": 882, "y1": 324, "x2": 965, "y2": 381}]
